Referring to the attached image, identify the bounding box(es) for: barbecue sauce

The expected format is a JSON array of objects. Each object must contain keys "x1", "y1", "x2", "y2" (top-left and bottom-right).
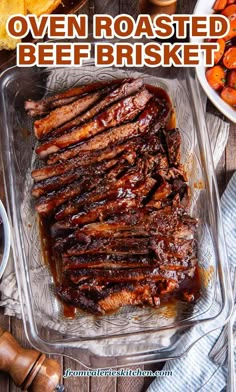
[
  {"x1": 175, "y1": 265, "x2": 201, "y2": 303},
  {"x1": 38, "y1": 216, "x2": 59, "y2": 284},
  {"x1": 38, "y1": 216, "x2": 77, "y2": 318},
  {"x1": 145, "y1": 84, "x2": 176, "y2": 129},
  {"x1": 145, "y1": 84, "x2": 171, "y2": 104}
]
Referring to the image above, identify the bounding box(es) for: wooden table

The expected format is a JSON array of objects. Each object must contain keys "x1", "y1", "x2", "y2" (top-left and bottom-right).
[{"x1": 0, "y1": 0, "x2": 235, "y2": 390}]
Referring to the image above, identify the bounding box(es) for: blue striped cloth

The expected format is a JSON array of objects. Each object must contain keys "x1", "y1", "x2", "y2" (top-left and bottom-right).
[{"x1": 147, "y1": 172, "x2": 236, "y2": 392}]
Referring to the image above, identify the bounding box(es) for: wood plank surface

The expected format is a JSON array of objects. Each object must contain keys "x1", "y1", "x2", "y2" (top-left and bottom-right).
[
  {"x1": 0, "y1": 0, "x2": 235, "y2": 391},
  {"x1": 0, "y1": 309, "x2": 10, "y2": 392},
  {"x1": 63, "y1": 359, "x2": 90, "y2": 392},
  {"x1": 90, "y1": 373, "x2": 116, "y2": 392},
  {"x1": 116, "y1": 366, "x2": 145, "y2": 392}
]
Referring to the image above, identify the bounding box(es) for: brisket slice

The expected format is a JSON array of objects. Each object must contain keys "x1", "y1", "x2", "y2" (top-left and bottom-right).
[
  {"x1": 25, "y1": 79, "x2": 125, "y2": 115},
  {"x1": 62, "y1": 254, "x2": 197, "y2": 271},
  {"x1": 64, "y1": 236, "x2": 194, "y2": 259},
  {"x1": 54, "y1": 161, "x2": 156, "y2": 220},
  {"x1": 62, "y1": 255, "x2": 156, "y2": 270},
  {"x1": 57, "y1": 280, "x2": 177, "y2": 315},
  {"x1": 50, "y1": 78, "x2": 144, "y2": 137},
  {"x1": 74, "y1": 214, "x2": 196, "y2": 240},
  {"x1": 56, "y1": 282, "x2": 156, "y2": 315},
  {"x1": 46, "y1": 97, "x2": 168, "y2": 165},
  {"x1": 36, "y1": 88, "x2": 153, "y2": 158},
  {"x1": 53, "y1": 210, "x2": 197, "y2": 252},
  {"x1": 26, "y1": 96, "x2": 79, "y2": 117},
  {"x1": 52, "y1": 177, "x2": 155, "y2": 229},
  {"x1": 65, "y1": 265, "x2": 195, "y2": 286},
  {"x1": 35, "y1": 159, "x2": 118, "y2": 215},
  {"x1": 32, "y1": 155, "x2": 124, "y2": 198},
  {"x1": 33, "y1": 91, "x2": 102, "y2": 140},
  {"x1": 31, "y1": 138, "x2": 137, "y2": 182},
  {"x1": 31, "y1": 145, "x2": 123, "y2": 182}
]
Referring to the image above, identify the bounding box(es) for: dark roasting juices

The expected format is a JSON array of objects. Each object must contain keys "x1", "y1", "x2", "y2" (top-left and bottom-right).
[
  {"x1": 39, "y1": 216, "x2": 78, "y2": 318},
  {"x1": 63, "y1": 303, "x2": 77, "y2": 319},
  {"x1": 145, "y1": 84, "x2": 176, "y2": 129},
  {"x1": 145, "y1": 84, "x2": 171, "y2": 102},
  {"x1": 38, "y1": 216, "x2": 59, "y2": 284}
]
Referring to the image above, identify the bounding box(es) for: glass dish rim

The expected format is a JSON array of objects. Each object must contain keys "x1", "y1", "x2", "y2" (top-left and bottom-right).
[{"x1": 0, "y1": 63, "x2": 233, "y2": 361}]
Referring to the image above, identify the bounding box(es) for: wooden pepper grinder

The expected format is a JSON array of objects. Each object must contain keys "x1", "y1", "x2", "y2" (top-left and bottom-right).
[
  {"x1": 139, "y1": 0, "x2": 177, "y2": 19},
  {"x1": 0, "y1": 327, "x2": 62, "y2": 391}
]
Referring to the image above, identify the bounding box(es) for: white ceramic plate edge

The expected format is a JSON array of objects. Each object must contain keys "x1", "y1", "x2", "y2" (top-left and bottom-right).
[
  {"x1": 192, "y1": 0, "x2": 236, "y2": 123},
  {"x1": 0, "y1": 200, "x2": 11, "y2": 279}
]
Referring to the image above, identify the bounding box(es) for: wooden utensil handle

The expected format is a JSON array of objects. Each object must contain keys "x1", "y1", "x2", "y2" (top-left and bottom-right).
[{"x1": 0, "y1": 327, "x2": 61, "y2": 391}]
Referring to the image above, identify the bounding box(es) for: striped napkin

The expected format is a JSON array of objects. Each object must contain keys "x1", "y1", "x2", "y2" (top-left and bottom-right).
[{"x1": 147, "y1": 171, "x2": 236, "y2": 392}]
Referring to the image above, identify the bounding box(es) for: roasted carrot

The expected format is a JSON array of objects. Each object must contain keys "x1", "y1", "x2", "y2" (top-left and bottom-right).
[
  {"x1": 206, "y1": 65, "x2": 226, "y2": 90},
  {"x1": 221, "y1": 86, "x2": 236, "y2": 104},
  {"x1": 214, "y1": 39, "x2": 226, "y2": 64},
  {"x1": 208, "y1": 0, "x2": 236, "y2": 107},
  {"x1": 223, "y1": 16, "x2": 236, "y2": 41},
  {"x1": 213, "y1": 0, "x2": 228, "y2": 10},
  {"x1": 227, "y1": 70, "x2": 236, "y2": 87},
  {"x1": 223, "y1": 46, "x2": 236, "y2": 68},
  {"x1": 222, "y1": 4, "x2": 236, "y2": 16}
]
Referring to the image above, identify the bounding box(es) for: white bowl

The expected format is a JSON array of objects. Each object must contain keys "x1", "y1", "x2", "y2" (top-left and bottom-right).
[
  {"x1": 0, "y1": 200, "x2": 10, "y2": 279},
  {"x1": 193, "y1": 0, "x2": 236, "y2": 123}
]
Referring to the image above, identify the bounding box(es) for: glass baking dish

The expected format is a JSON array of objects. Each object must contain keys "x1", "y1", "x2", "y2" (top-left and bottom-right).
[{"x1": 0, "y1": 51, "x2": 233, "y2": 368}]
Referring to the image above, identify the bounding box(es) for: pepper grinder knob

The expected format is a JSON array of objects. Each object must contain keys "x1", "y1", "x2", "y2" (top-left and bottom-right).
[
  {"x1": 139, "y1": 0, "x2": 177, "y2": 18},
  {"x1": 0, "y1": 327, "x2": 61, "y2": 391}
]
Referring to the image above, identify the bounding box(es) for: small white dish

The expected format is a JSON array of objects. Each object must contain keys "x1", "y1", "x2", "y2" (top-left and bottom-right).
[
  {"x1": 192, "y1": 0, "x2": 236, "y2": 123},
  {"x1": 0, "y1": 200, "x2": 10, "y2": 279}
]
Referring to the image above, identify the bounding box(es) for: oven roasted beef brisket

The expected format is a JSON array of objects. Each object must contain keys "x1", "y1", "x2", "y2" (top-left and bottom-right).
[{"x1": 27, "y1": 78, "x2": 199, "y2": 315}]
